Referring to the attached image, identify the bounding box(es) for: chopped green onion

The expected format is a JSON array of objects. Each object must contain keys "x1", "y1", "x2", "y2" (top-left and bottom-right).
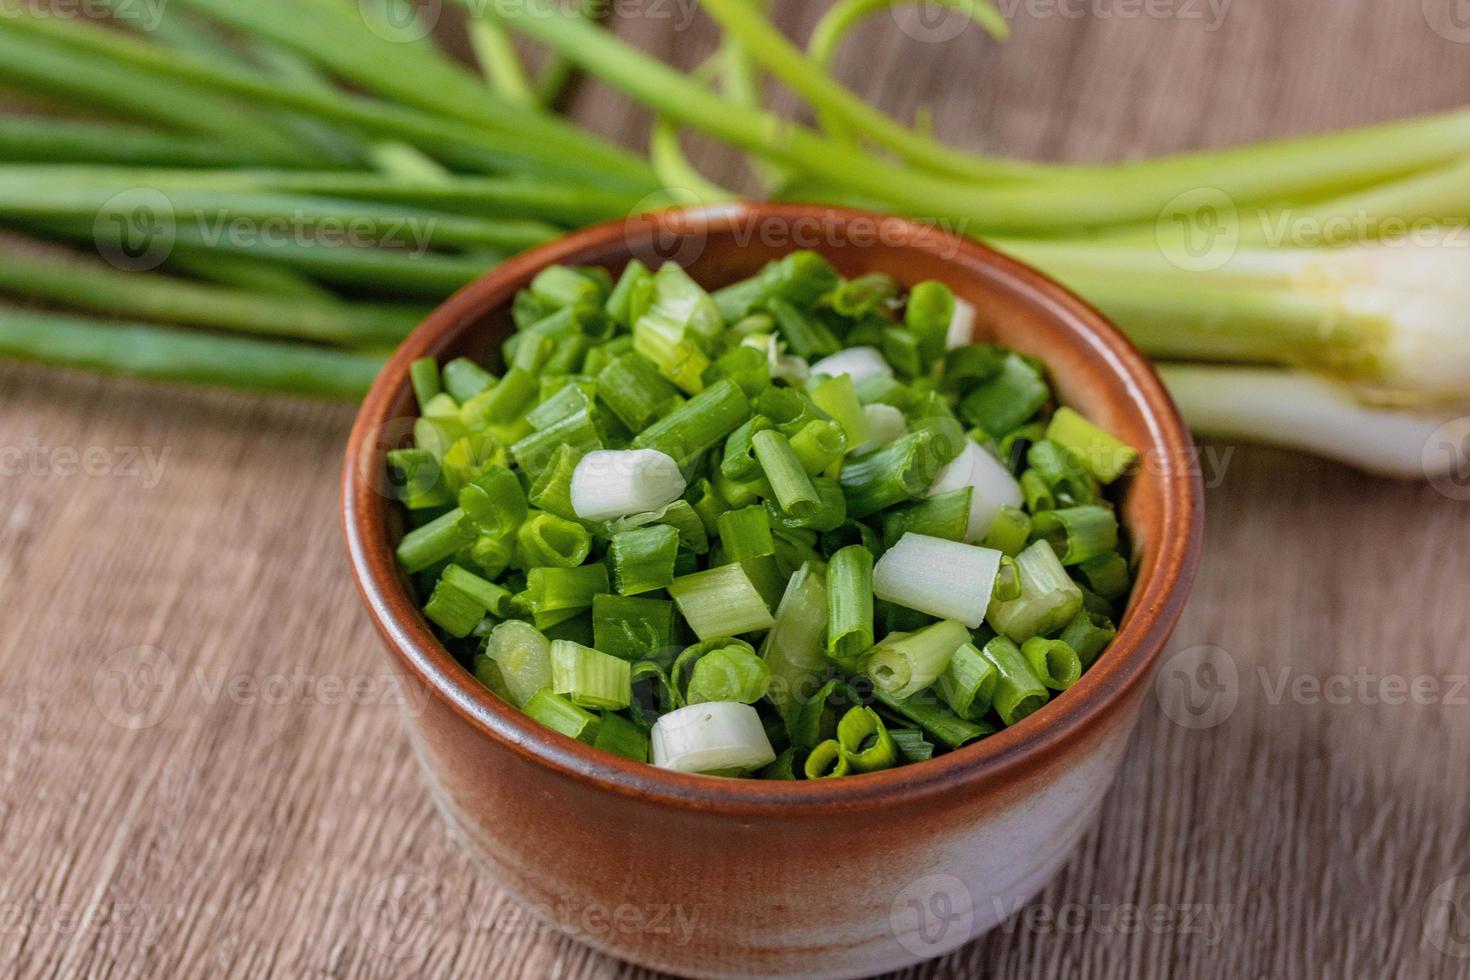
[
  {"x1": 593, "y1": 710, "x2": 650, "y2": 762},
  {"x1": 388, "y1": 448, "x2": 453, "y2": 510},
  {"x1": 829, "y1": 274, "x2": 899, "y2": 318},
  {"x1": 443, "y1": 356, "x2": 497, "y2": 402},
  {"x1": 1021, "y1": 637, "x2": 1082, "y2": 692},
  {"x1": 606, "y1": 523, "x2": 680, "y2": 595},
  {"x1": 1026, "y1": 440, "x2": 1098, "y2": 507},
  {"x1": 759, "y1": 747, "x2": 799, "y2": 779},
  {"x1": 986, "y1": 539, "x2": 1083, "y2": 642},
  {"x1": 982, "y1": 504, "x2": 1032, "y2": 557},
  {"x1": 758, "y1": 561, "x2": 831, "y2": 731},
  {"x1": 904, "y1": 280, "x2": 955, "y2": 364},
  {"x1": 667, "y1": 562, "x2": 776, "y2": 639},
  {"x1": 568, "y1": 448, "x2": 686, "y2": 522},
  {"x1": 788, "y1": 418, "x2": 848, "y2": 475},
  {"x1": 442, "y1": 433, "x2": 508, "y2": 494},
  {"x1": 721, "y1": 415, "x2": 772, "y2": 482},
  {"x1": 752, "y1": 429, "x2": 821, "y2": 518},
  {"x1": 550, "y1": 639, "x2": 632, "y2": 709},
  {"x1": 632, "y1": 377, "x2": 751, "y2": 464},
  {"x1": 605, "y1": 259, "x2": 653, "y2": 328},
  {"x1": 606, "y1": 499, "x2": 710, "y2": 555},
  {"x1": 524, "y1": 562, "x2": 608, "y2": 627},
  {"x1": 872, "y1": 533, "x2": 1003, "y2": 628},
  {"x1": 936, "y1": 641, "x2": 998, "y2": 720},
  {"x1": 469, "y1": 533, "x2": 513, "y2": 579},
  {"x1": 1059, "y1": 609, "x2": 1118, "y2": 668},
  {"x1": 803, "y1": 739, "x2": 850, "y2": 779},
  {"x1": 766, "y1": 478, "x2": 848, "y2": 533},
  {"x1": 591, "y1": 593, "x2": 678, "y2": 663},
  {"x1": 396, "y1": 507, "x2": 476, "y2": 573},
  {"x1": 1077, "y1": 551, "x2": 1131, "y2": 601},
  {"x1": 685, "y1": 645, "x2": 772, "y2": 705},
  {"x1": 410, "y1": 357, "x2": 442, "y2": 410},
  {"x1": 838, "y1": 429, "x2": 938, "y2": 518},
  {"x1": 714, "y1": 250, "x2": 840, "y2": 322},
  {"x1": 532, "y1": 264, "x2": 607, "y2": 309},
  {"x1": 1021, "y1": 469, "x2": 1055, "y2": 513},
  {"x1": 864, "y1": 619, "x2": 970, "y2": 700},
  {"x1": 422, "y1": 564, "x2": 497, "y2": 638},
  {"x1": 484, "y1": 620, "x2": 552, "y2": 707},
  {"x1": 716, "y1": 505, "x2": 776, "y2": 562},
  {"x1": 458, "y1": 463, "x2": 528, "y2": 537},
  {"x1": 526, "y1": 444, "x2": 584, "y2": 523},
  {"x1": 510, "y1": 407, "x2": 604, "y2": 478},
  {"x1": 464, "y1": 365, "x2": 538, "y2": 428},
  {"x1": 942, "y1": 344, "x2": 1004, "y2": 393},
  {"x1": 650, "y1": 701, "x2": 776, "y2": 774},
  {"x1": 880, "y1": 487, "x2": 971, "y2": 548},
  {"x1": 808, "y1": 372, "x2": 870, "y2": 452},
  {"x1": 524, "y1": 688, "x2": 600, "y2": 743},
  {"x1": 836, "y1": 705, "x2": 897, "y2": 773},
  {"x1": 768, "y1": 297, "x2": 841, "y2": 359},
  {"x1": 980, "y1": 635, "x2": 1051, "y2": 726},
  {"x1": 868, "y1": 686, "x2": 994, "y2": 749},
  {"x1": 1030, "y1": 506, "x2": 1119, "y2": 566},
  {"x1": 595, "y1": 350, "x2": 678, "y2": 432},
  {"x1": 960, "y1": 353, "x2": 1049, "y2": 437},
  {"x1": 889, "y1": 727, "x2": 935, "y2": 763},
  {"x1": 525, "y1": 381, "x2": 594, "y2": 431},
  {"x1": 516, "y1": 511, "x2": 592, "y2": 569},
  {"x1": 1044, "y1": 407, "x2": 1137, "y2": 484},
  {"x1": 992, "y1": 556, "x2": 1022, "y2": 601},
  {"x1": 826, "y1": 545, "x2": 874, "y2": 669}
]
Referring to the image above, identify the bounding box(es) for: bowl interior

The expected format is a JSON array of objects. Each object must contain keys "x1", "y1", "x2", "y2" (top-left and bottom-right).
[{"x1": 346, "y1": 203, "x2": 1202, "y2": 808}]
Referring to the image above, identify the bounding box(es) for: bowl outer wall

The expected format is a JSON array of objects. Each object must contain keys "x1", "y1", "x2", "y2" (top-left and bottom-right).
[{"x1": 342, "y1": 204, "x2": 1203, "y2": 976}]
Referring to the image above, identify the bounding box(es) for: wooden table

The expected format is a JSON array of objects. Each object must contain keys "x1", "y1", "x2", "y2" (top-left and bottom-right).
[{"x1": 4, "y1": 2, "x2": 1469, "y2": 977}]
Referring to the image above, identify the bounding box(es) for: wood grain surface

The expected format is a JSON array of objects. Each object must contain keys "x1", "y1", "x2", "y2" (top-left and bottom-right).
[{"x1": 3, "y1": 2, "x2": 1470, "y2": 978}]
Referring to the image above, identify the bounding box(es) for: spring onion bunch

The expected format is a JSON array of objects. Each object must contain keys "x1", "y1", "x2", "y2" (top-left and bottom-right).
[
  {"x1": 397, "y1": 252, "x2": 1135, "y2": 778},
  {"x1": 1, "y1": 2, "x2": 1463, "y2": 480},
  {"x1": 481, "y1": 0, "x2": 1470, "y2": 479}
]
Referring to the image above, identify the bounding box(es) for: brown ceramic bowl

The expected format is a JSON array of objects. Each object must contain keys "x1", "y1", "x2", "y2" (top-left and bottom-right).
[{"x1": 343, "y1": 204, "x2": 1203, "y2": 979}]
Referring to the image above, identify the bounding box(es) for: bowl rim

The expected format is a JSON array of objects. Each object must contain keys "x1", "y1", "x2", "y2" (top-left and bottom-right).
[{"x1": 342, "y1": 203, "x2": 1203, "y2": 815}]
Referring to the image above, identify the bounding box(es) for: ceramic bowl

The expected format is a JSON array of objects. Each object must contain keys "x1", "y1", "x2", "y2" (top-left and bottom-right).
[{"x1": 343, "y1": 204, "x2": 1203, "y2": 979}]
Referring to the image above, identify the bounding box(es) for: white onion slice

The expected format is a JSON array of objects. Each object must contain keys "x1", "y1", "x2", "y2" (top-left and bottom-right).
[
  {"x1": 946, "y1": 297, "x2": 977, "y2": 350},
  {"x1": 925, "y1": 441, "x2": 1023, "y2": 542},
  {"x1": 570, "y1": 449, "x2": 686, "y2": 522},
  {"x1": 809, "y1": 346, "x2": 894, "y2": 384},
  {"x1": 849, "y1": 403, "x2": 907, "y2": 455},
  {"x1": 651, "y1": 702, "x2": 777, "y2": 774},
  {"x1": 873, "y1": 533, "x2": 1003, "y2": 628}
]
